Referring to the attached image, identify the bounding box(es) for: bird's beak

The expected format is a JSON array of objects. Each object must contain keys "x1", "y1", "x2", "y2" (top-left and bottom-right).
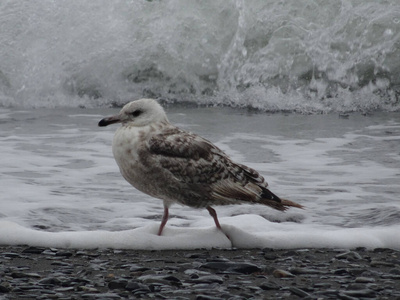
[{"x1": 98, "y1": 115, "x2": 121, "y2": 127}]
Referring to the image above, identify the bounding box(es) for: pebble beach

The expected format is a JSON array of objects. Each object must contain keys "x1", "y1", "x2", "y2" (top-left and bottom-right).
[{"x1": 1, "y1": 246, "x2": 399, "y2": 299}]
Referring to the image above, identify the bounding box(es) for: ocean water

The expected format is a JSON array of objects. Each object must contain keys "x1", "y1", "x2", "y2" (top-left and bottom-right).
[
  {"x1": 0, "y1": 0, "x2": 399, "y2": 111},
  {"x1": 0, "y1": 1, "x2": 399, "y2": 249},
  {"x1": 0, "y1": 106, "x2": 399, "y2": 249}
]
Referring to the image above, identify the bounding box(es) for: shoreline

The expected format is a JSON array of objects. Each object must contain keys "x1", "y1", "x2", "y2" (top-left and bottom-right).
[{"x1": 0, "y1": 246, "x2": 399, "y2": 299}]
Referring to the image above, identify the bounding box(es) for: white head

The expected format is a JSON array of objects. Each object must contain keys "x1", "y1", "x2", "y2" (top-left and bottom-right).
[{"x1": 98, "y1": 99, "x2": 168, "y2": 127}]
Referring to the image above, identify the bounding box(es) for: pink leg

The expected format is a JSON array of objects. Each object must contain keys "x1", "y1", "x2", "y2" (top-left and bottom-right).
[
  {"x1": 206, "y1": 206, "x2": 222, "y2": 230},
  {"x1": 207, "y1": 206, "x2": 230, "y2": 241},
  {"x1": 158, "y1": 205, "x2": 169, "y2": 236}
]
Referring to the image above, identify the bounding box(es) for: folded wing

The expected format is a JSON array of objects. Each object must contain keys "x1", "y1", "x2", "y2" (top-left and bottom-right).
[{"x1": 147, "y1": 127, "x2": 302, "y2": 210}]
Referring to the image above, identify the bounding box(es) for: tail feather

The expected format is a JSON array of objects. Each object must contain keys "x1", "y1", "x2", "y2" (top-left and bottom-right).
[
  {"x1": 260, "y1": 188, "x2": 304, "y2": 211},
  {"x1": 280, "y1": 198, "x2": 304, "y2": 209}
]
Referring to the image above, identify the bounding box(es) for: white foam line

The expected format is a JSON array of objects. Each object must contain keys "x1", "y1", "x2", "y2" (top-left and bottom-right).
[{"x1": 1, "y1": 220, "x2": 399, "y2": 250}]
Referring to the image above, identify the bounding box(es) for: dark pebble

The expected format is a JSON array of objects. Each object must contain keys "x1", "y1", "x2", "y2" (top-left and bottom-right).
[
  {"x1": 263, "y1": 253, "x2": 279, "y2": 260},
  {"x1": 341, "y1": 289, "x2": 376, "y2": 298},
  {"x1": 51, "y1": 260, "x2": 71, "y2": 266},
  {"x1": 38, "y1": 277, "x2": 63, "y2": 285},
  {"x1": 163, "y1": 275, "x2": 181, "y2": 283},
  {"x1": 0, "y1": 246, "x2": 399, "y2": 299},
  {"x1": 81, "y1": 292, "x2": 121, "y2": 299},
  {"x1": 55, "y1": 286, "x2": 74, "y2": 292},
  {"x1": 355, "y1": 276, "x2": 375, "y2": 283},
  {"x1": 107, "y1": 279, "x2": 128, "y2": 289},
  {"x1": 338, "y1": 293, "x2": 359, "y2": 300},
  {"x1": 137, "y1": 274, "x2": 181, "y2": 286},
  {"x1": 22, "y1": 247, "x2": 46, "y2": 254},
  {"x1": 373, "y1": 248, "x2": 392, "y2": 253},
  {"x1": 190, "y1": 275, "x2": 224, "y2": 284},
  {"x1": 196, "y1": 294, "x2": 224, "y2": 300},
  {"x1": 185, "y1": 252, "x2": 208, "y2": 259},
  {"x1": 128, "y1": 264, "x2": 149, "y2": 272},
  {"x1": 2, "y1": 252, "x2": 21, "y2": 258},
  {"x1": 55, "y1": 251, "x2": 73, "y2": 257},
  {"x1": 289, "y1": 286, "x2": 311, "y2": 298},
  {"x1": 347, "y1": 283, "x2": 368, "y2": 290},
  {"x1": 125, "y1": 281, "x2": 151, "y2": 292},
  {"x1": 381, "y1": 274, "x2": 400, "y2": 279},
  {"x1": 389, "y1": 268, "x2": 400, "y2": 275},
  {"x1": 333, "y1": 268, "x2": 350, "y2": 275},
  {"x1": 0, "y1": 285, "x2": 10, "y2": 293},
  {"x1": 11, "y1": 272, "x2": 41, "y2": 278},
  {"x1": 201, "y1": 262, "x2": 261, "y2": 274},
  {"x1": 200, "y1": 262, "x2": 231, "y2": 271},
  {"x1": 232, "y1": 263, "x2": 261, "y2": 274},
  {"x1": 289, "y1": 267, "x2": 324, "y2": 275},
  {"x1": 371, "y1": 260, "x2": 394, "y2": 267},
  {"x1": 259, "y1": 281, "x2": 280, "y2": 290},
  {"x1": 335, "y1": 251, "x2": 362, "y2": 261}
]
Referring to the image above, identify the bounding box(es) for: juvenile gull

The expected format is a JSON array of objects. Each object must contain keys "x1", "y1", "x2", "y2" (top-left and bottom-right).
[{"x1": 99, "y1": 99, "x2": 303, "y2": 236}]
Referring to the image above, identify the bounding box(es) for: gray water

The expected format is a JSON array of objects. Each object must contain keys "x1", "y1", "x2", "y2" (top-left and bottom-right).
[
  {"x1": 1, "y1": 106, "x2": 399, "y2": 231},
  {"x1": 0, "y1": 0, "x2": 399, "y2": 111},
  {"x1": 0, "y1": 1, "x2": 399, "y2": 249}
]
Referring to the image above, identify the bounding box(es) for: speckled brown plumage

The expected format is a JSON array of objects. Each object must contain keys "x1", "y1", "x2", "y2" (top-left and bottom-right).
[{"x1": 99, "y1": 99, "x2": 303, "y2": 236}]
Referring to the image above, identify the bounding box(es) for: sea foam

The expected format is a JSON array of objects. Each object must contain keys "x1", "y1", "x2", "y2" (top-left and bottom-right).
[{"x1": 0, "y1": 107, "x2": 399, "y2": 250}]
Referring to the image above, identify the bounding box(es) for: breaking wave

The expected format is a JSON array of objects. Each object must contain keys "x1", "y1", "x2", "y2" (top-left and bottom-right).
[{"x1": 0, "y1": 0, "x2": 399, "y2": 112}]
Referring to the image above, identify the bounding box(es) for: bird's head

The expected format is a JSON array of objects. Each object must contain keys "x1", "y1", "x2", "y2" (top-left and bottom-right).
[{"x1": 98, "y1": 98, "x2": 168, "y2": 127}]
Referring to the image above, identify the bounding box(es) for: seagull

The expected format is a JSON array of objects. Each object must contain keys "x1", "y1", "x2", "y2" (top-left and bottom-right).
[{"x1": 98, "y1": 99, "x2": 303, "y2": 236}]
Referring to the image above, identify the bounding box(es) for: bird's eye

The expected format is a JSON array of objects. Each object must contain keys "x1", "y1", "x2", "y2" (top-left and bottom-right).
[{"x1": 131, "y1": 110, "x2": 142, "y2": 117}]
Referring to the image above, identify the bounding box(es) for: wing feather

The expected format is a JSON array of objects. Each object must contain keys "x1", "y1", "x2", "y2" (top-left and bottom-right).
[
  {"x1": 148, "y1": 129, "x2": 230, "y2": 184},
  {"x1": 146, "y1": 127, "x2": 290, "y2": 209}
]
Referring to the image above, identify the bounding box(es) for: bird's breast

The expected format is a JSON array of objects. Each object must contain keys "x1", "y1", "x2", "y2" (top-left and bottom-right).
[
  {"x1": 111, "y1": 125, "x2": 170, "y2": 199},
  {"x1": 112, "y1": 126, "x2": 144, "y2": 170}
]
